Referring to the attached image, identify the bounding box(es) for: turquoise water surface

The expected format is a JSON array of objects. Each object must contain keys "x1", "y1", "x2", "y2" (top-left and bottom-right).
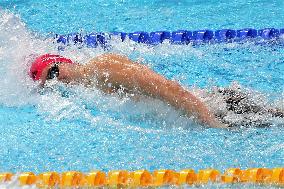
[{"x1": 0, "y1": 0, "x2": 283, "y2": 178}]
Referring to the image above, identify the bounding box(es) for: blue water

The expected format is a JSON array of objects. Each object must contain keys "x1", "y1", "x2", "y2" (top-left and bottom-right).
[
  {"x1": 2, "y1": 0, "x2": 284, "y2": 34},
  {"x1": 0, "y1": 0, "x2": 283, "y2": 178}
]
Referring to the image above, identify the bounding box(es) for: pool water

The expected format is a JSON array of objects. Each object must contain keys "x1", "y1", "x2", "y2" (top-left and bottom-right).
[
  {"x1": 2, "y1": 0, "x2": 284, "y2": 34},
  {"x1": 0, "y1": 0, "x2": 283, "y2": 185}
]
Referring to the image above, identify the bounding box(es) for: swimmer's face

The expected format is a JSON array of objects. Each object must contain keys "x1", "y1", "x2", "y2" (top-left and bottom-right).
[{"x1": 40, "y1": 62, "x2": 73, "y2": 86}]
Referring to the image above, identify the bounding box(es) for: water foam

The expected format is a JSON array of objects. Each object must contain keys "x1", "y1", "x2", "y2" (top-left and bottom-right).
[
  {"x1": 0, "y1": 10, "x2": 54, "y2": 106},
  {"x1": 0, "y1": 10, "x2": 200, "y2": 132}
]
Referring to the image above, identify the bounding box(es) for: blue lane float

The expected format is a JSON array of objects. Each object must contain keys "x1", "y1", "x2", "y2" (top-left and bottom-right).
[
  {"x1": 55, "y1": 27, "x2": 284, "y2": 48},
  {"x1": 258, "y1": 28, "x2": 280, "y2": 39},
  {"x1": 128, "y1": 32, "x2": 150, "y2": 43},
  {"x1": 236, "y1": 29, "x2": 258, "y2": 39},
  {"x1": 150, "y1": 31, "x2": 171, "y2": 44},
  {"x1": 193, "y1": 30, "x2": 214, "y2": 42},
  {"x1": 84, "y1": 33, "x2": 98, "y2": 48},
  {"x1": 215, "y1": 29, "x2": 236, "y2": 42}
]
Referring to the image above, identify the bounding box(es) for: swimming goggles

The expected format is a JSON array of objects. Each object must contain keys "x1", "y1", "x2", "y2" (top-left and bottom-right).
[{"x1": 46, "y1": 63, "x2": 59, "y2": 80}]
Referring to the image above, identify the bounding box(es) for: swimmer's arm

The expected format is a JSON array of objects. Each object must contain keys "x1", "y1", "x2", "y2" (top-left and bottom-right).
[
  {"x1": 146, "y1": 77, "x2": 225, "y2": 128},
  {"x1": 88, "y1": 54, "x2": 226, "y2": 128},
  {"x1": 122, "y1": 66, "x2": 226, "y2": 128}
]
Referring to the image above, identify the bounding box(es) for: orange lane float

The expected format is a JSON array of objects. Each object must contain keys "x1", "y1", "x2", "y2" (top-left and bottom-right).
[
  {"x1": 86, "y1": 171, "x2": 106, "y2": 187},
  {"x1": 19, "y1": 172, "x2": 37, "y2": 186},
  {"x1": 60, "y1": 171, "x2": 85, "y2": 187},
  {"x1": 0, "y1": 173, "x2": 13, "y2": 182},
  {"x1": 0, "y1": 168, "x2": 283, "y2": 187},
  {"x1": 271, "y1": 168, "x2": 284, "y2": 184},
  {"x1": 178, "y1": 169, "x2": 197, "y2": 185},
  {"x1": 130, "y1": 170, "x2": 153, "y2": 187},
  {"x1": 108, "y1": 170, "x2": 129, "y2": 186},
  {"x1": 37, "y1": 172, "x2": 60, "y2": 187},
  {"x1": 221, "y1": 168, "x2": 242, "y2": 183},
  {"x1": 152, "y1": 169, "x2": 178, "y2": 186},
  {"x1": 197, "y1": 169, "x2": 220, "y2": 183}
]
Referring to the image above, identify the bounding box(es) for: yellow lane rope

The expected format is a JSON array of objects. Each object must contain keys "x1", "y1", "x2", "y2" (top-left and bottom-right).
[{"x1": 0, "y1": 168, "x2": 283, "y2": 187}]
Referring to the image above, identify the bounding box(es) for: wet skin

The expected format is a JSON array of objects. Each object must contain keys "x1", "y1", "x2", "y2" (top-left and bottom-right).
[{"x1": 40, "y1": 53, "x2": 227, "y2": 128}]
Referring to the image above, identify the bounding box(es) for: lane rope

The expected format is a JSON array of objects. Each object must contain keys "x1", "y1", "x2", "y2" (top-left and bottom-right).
[
  {"x1": 1, "y1": 168, "x2": 283, "y2": 187},
  {"x1": 55, "y1": 28, "x2": 284, "y2": 49}
]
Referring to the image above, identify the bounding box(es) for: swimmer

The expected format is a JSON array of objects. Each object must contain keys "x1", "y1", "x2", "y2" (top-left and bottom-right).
[
  {"x1": 29, "y1": 53, "x2": 227, "y2": 128},
  {"x1": 29, "y1": 54, "x2": 283, "y2": 128}
]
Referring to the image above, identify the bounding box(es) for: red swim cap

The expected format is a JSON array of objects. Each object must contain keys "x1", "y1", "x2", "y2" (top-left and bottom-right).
[{"x1": 29, "y1": 54, "x2": 74, "y2": 81}]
